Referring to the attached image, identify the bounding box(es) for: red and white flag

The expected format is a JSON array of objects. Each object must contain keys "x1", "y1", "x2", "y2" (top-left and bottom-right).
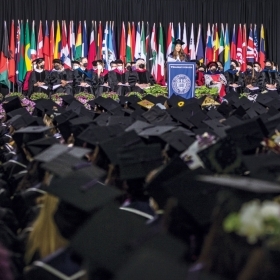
[
  {"x1": 60, "y1": 20, "x2": 71, "y2": 69},
  {"x1": 36, "y1": 21, "x2": 43, "y2": 58}
]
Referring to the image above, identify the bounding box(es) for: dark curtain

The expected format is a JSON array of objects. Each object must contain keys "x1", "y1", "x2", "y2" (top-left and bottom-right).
[{"x1": 0, "y1": 0, "x2": 279, "y2": 64}]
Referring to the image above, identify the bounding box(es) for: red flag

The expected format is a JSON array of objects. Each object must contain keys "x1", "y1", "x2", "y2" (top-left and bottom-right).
[
  {"x1": 97, "y1": 21, "x2": 102, "y2": 59},
  {"x1": 61, "y1": 21, "x2": 71, "y2": 69},
  {"x1": 241, "y1": 24, "x2": 247, "y2": 72},
  {"x1": 43, "y1": 21, "x2": 51, "y2": 70},
  {"x1": 205, "y1": 23, "x2": 213, "y2": 64},
  {"x1": 36, "y1": 21, "x2": 43, "y2": 58},
  {"x1": 230, "y1": 24, "x2": 237, "y2": 60},
  {"x1": 236, "y1": 24, "x2": 243, "y2": 68},
  {"x1": 119, "y1": 22, "x2": 126, "y2": 62},
  {"x1": 131, "y1": 22, "x2": 136, "y2": 61},
  {"x1": 166, "y1": 22, "x2": 173, "y2": 57},
  {"x1": 8, "y1": 20, "x2": 16, "y2": 83},
  {"x1": 212, "y1": 23, "x2": 219, "y2": 61},
  {"x1": 87, "y1": 21, "x2": 97, "y2": 69},
  {"x1": 259, "y1": 24, "x2": 265, "y2": 68},
  {"x1": 49, "y1": 21, "x2": 54, "y2": 67}
]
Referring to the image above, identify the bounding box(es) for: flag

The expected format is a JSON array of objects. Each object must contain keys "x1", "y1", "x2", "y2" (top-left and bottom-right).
[
  {"x1": 218, "y1": 23, "x2": 225, "y2": 64},
  {"x1": 49, "y1": 20, "x2": 54, "y2": 65},
  {"x1": 108, "y1": 21, "x2": 116, "y2": 69},
  {"x1": 253, "y1": 24, "x2": 259, "y2": 62},
  {"x1": 259, "y1": 24, "x2": 265, "y2": 68},
  {"x1": 30, "y1": 20, "x2": 36, "y2": 61},
  {"x1": 146, "y1": 22, "x2": 152, "y2": 71},
  {"x1": 8, "y1": 20, "x2": 16, "y2": 83},
  {"x1": 36, "y1": 20, "x2": 43, "y2": 58},
  {"x1": 0, "y1": 21, "x2": 10, "y2": 87},
  {"x1": 166, "y1": 22, "x2": 173, "y2": 58},
  {"x1": 88, "y1": 21, "x2": 96, "y2": 69},
  {"x1": 97, "y1": 21, "x2": 102, "y2": 59},
  {"x1": 241, "y1": 24, "x2": 247, "y2": 72},
  {"x1": 196, "y1": 24, "x2": 204, "y2": 62},
  {"x1": 69, "y1": 21, "x2": 75, "y2": 60},
  {"x1": 54, "y1": 21, "x2": 61, "y2": 59},
  {"x1": 75, "y1": 21, "x2": 82, "y2": 59},
  {"x1": 102, "y1": 21, "x2": 109, "y2": 65},
  {"x1": 24, "y1": 20, "x2": 32, "y2": 71},
  {"x1": 60, "y1": 20, "x2": 71, "y2": 69},
  {"x1": 15, "y1": 20, "x2": 22, "y2": 84},
  {"x1": 157, "y1": 23, "x2": 165, "y2": 86},
  {"x1": 119, "y1": 21, "x2": 126, "y2": 62},
  {"x1": 140, "y1": 21, "x2": 146, "y2": 60},
  {"x1": 189, "y1": 23, "x2": 196, "y2": 60},
  {"x1": 126, "y1": 22, "x2": 132, "y2": 63},
  {"x1": 43, "y1": 21, "x2": 51, "y2": 70},
  {"x1": 82, "y1": 21, "x2": 88, "y2": 57},
  {"x1": 18, "y1": 21, "x2": 26, "y2": 82},
  {"x1": 134, "y1": 22, "x2": 141, "y2": 59},
  {"x1": 224, "y1": 23, "x2": 231, "y2": 71},
  {"x1": 230, "y1": 24, "x2": 237, "y2": 60},
  {"x1": 212, "y1": 23, "x2": 219, "y2": 61},
  {"x1": 182, "y1": 22, "x2": 188, "y2": 55},
  {"x1": 236, "y1": 24, "x2": 243, "y2": 67},
  {"x1": 131, "y1": 22, "x2": 136, "y2": 60},
  {"x1": 177, "y1": 22, "x2": 181, "y2": 39},
  {"x1": 111, "y1": 21, "x2": 117, "y2": 61},
  {"x1": 205, "y1": 23, "x2": 213, "y2": 63},
  {"x1": 247, "y1": 24, "x2": 254, "y2": 62},
  {"x1": 150, "y1": 23, "x2": 157, "y2": 80}
]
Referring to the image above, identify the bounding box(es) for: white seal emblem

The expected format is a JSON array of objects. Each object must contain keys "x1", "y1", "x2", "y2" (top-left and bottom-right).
[{"x1": 172, "y1": 74, "x2": 191, "y2": 95}]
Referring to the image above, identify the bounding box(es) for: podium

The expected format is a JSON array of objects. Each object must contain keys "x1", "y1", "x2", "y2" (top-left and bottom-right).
[{"x1": 167, "y1": 62, "x2": 196, "y2": 100}]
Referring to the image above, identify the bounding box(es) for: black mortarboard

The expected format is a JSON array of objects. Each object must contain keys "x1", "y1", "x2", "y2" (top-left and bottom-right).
[
  {"x1": 256, "y1": 93, "x2": 273, "y2": 106},
  {"x1": 115, "y1": 59, "x2": 123, "y2": 64},
  {"x1": 94, "y1": 96, "x2": 120, "y2": 112},
  {"x1": 60, "y1": 95, "x2": 75, "y2": 105},
  {"x1": 138, "y1": 125, "x2": 175, "y2": 138},
  {"x1": 7, "y1": 108, "x2": 29, "y2": 119},
  {"x1": 252, "y1": 102, "x2": 268, "y2": 115},
  {"x1": 46, "y1": 169, "x2": 119, "y2": 213},
  {"x1": 217, "y1": 102, "x2": 233, "y2": 118},
  {"x1": 225, "y1": 118, "x2": 267, "y2": 153},
  {"x1": 203, "y1": 119, "x2": 230, "y2": 138},
  {"x1": 70, "y1": 202, "x2": 149, "y2": 273},
  {"x1": 71, "y1": 60, "x2": 80, "y2": 65},
  {"x1": 125, "y1": 120, "x2": 152, "y2": 135},
  {"x1": 222, "y1": 115, "x2": 243, "y2": 127},
  {"x1": 24, "y1": 137, "x2": 59, "y2": 157},
  {"x1": 53, "y1": 58, "x2": 63, "y2": 65},
  {"x1": 107, "y1": 115, "x2": 134, "y2": 129},
  {"x1": 232, "y1": 97, "x2": 252, "y2": 110},
  {"x1": 99, "y1": 130, "x2": 144, "y2": 165},
  {"x1": 141, "y1": 106, "x2": 173, "y2": 124},
  {"x1": 32, "y1": 57, "x2": 44, "y2": 64},
  {"x1": 2, "y1": 97, "x2": 22, "y2": 114},
  {"x1": 189, "y1": 110, "x2": 209, "y2": 129},
  {"x1": 119, "y1": 96, "x2": 141, "y2": 106},
  {"x1": 245, "y1": 108, "x2": 258, "y2": 119},
  {"x1": 166, "y1": 94, "x2": 187, "y2": 108},
  {"x1": 167, "y1": 108, "x2": 195, "y2": 129},
  {"x1": 53, "y1": 110, "x2": 78, "y2": 126},
  {"x1": 173, "y1": 38, "x2": 185, "y2": 46},
  {"x1": 231, "y1": 106, "x2": 247, "y2": 118},
  {"x1": 1, "y1": 160, "x2": 27, "y2": 180},
  {"x1": 207, "y1": 108, "x2": 225, "y2": 120},
  {"x1": 9, "y1": 114, "x2": 38, "y2": 130}
]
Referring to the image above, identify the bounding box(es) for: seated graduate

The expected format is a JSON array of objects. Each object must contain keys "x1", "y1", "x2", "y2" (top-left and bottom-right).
[
  {"x1": 108, "y1": 59, "x2": 130, "y2": 95},
  {"x1": 49, "y1": 59, "x2": 74, "y2": 95},
  {"x1": 259, "y1": 59, "x2": 280, "y2": 92},
  {"x1": 71, "y1": 60, "x2": 80, "y2": 71},
  {"x1": 224, "y1": 60, "x2": 242, "y2": 94},
  {"x1": 254, "y1": 61, "x2": 262, "y2": 73},
  {"x1": 167, "y1": 38, "x2": 190, "y2": 62},
  {"x1": 73, "y1": 57, "x2": 93, "y2": 95},
  {"x1": 28, "y1": 58, "x2": 50, "y2": 97},
  {"x1": 238, "y1": 62, "x2": 261, "y2": 94},
  {"x1": 23, "y1": 60, "x2": 37, "y2": 96},
  {"x1": 204, "y1": 61, "x2": 227, "y2": 98},
  {"x1": 92, "y1": 59, "x2": 110, "y2": 97},
  {"x1": 128, "y1": 58, "x2": 156, "y2": 93}
]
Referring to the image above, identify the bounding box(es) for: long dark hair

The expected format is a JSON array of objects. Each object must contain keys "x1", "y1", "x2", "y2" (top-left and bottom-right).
[{"x1": 172, "y1": 47, "x2": 186, "y2": 61}]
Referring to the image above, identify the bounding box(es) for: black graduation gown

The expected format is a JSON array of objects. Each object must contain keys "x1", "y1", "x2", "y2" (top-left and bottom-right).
[
  {"x1": 91, "y1": 69, "x2": 110, "y2": 97},
  {"x1": 28, "y1": 70, "x2": 50, "y2": 97},
  {"x1": 129, "y1": 69, "x2": 156, "y2": 93},
  {"x1": 259, "y1": 70, "x2": 280, "y2": 92},
  {"x1": 224, "y1": 70, "x2": 242, "y2": 94},
  {"x1": 108, "y1": 70, "x2": 130, "y2": 96},
  {"x1": 49, "y1": 68, "x2": 74, "y2": 95},
  {"x1": 238, "y1": 71, "x2": 261, "y2": 94},
  {"x1": 73, "y1": 68, "x2": 94, "y2": 95}
]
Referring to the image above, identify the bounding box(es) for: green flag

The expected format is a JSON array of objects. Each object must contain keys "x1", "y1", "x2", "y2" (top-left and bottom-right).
[
  {"x1": 0, "y1": 21, "x2": 10, "y2": 87},
  {"x1": 140, "y1": 21, "x2": 146, "y2": 60},
  {"x1": 126, "y1": 22, "x2": 132, "y2": 63},
  {"x1": 25, "y1": 20, "x2": 32, "y2": 71},
  {"x1": 18, "y1": 21, "x2": 26, "y2": 82}
]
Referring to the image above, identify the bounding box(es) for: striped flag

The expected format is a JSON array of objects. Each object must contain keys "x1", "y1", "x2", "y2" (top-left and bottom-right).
[
  {"x1": 126, "y1": 22, "x2": 133, "y2": 62},
  {"x1": 0, "y1": 21, "x2": 10, "y2": 87},
  {"x1": 102, "y1": 21, "x2": 109, "y2": 66},
  {"x1": 241, "y1": 24, "x2": 247, "y2": 72},
  {"x1": 43, "y1": 21, "x2": 51, "y2": 70},
  {"x1": 82, "y1": 21, "x2": 88, "y2": 57},
  {"x1": 131, "y1": 22, "x2": 136, "y2": 60},
  {"x1": 182, "y1": 23, "x2": 188, "y2": 55},
  {"x1": 107, "y1": 21, "x2": 116, "y2": 69},
  {"x1": 60, "y1": 20, "x2": 71, "y2": 69},
  {"x1": 36, "y1": 21, "x2": 43, "y2": 58},
  {"x1": 119, "y1": 21, "x2": 126, "y2": 62},
  {"x1": 15, "y1": 20, "x2": 21, "y2": 84},
  {"x1": 236, "y1": 24, "x2": 243, "y2": 67},
  {"x1": 87, "y1": 21, "x2": 96, "y2": 69},
  {"x1": 230, "y1": 24, "x2": 237, "y2": 60},
  {"x1": 146, "y1": 22, "x2": 152, "y2": 71},
  {"x1": 224, "y1": 23, "x2": 231, "y2": 71},
  {"x1": 69, "y1": 21, "x2": 75, "y2": 60},
  {"x1": 177, "y1": 22, "x2": 181, "y2": 39},
  {"x1": 189, "y1": 23, "x2": 196, "y2": 60},
  {"x1": 111, "y1": 21, "x2": 117, "y2": 60},
  {"x1": 30, "y1": 20, "x2": 36, "y2": 61},
  {"x1": 258, "y1": 24, "x2": 265, "y2": 68},
  {"x1": 166, "y1": 22, "x2": 174, "y2": 58},
  {"x1": 75, "y1": 21, "x2": 82, "y2": 59},
  {"x1": 24, "y1": 20, "x2": 32, "y2": 71},
  {"x1": 140, "y1": 21, "x2": 146, "y2": 60},
  {"x1": 150, "y1": 23, "x2": 157, "y2": 80},
  {"x1": 212, "y1": 23, "x2": 219, "y2": 61},
  {"x1": 157, "y1": 23, "x2": 165, "y2": 85},
  {"x1": 246, "y1": 24, "x2": 254, "y2": 62},
  {"x1": 253, "y1": 24, "x2": 259, "y2": 62},
  {"x1": 18, "y1": 21, "x2": 26, "y2": 82},
  {"x1": 205, "y1": 23, "x2": 213, "y2": 63},
  {"x1": 54, "y1": 20, "x2": 61, "y2": 59},
  {"x1": 134, "y1": 22, "x2": 141, "y2": 59},
  {"x1": 8, "y1": 20, "x2": 16, "y2": 84},
  {"x1": 49, "y1": 20, "x2": 54, "y2": 65},
  {"x1": 97, "y1": 21, "x2": 102, "y2": 59},
  {"x1": 196, "y1": 24, "x2": 204, "y2": 62},
  {"x1": 218, "y1": 23, "x2": 225, "y2": 64}
]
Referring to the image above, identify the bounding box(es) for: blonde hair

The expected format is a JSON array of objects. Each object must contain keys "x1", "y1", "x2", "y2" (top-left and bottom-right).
[{"x1": 25, "y1": 194, "x2": 68, "y2": 264}]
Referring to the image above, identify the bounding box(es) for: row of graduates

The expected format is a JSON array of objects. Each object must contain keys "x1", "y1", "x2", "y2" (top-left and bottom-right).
[
  {"x1": 194, "y1": 59, "x2": 280, "y2": 96},
  {"x1": 26, "y1": 57, "x2": 155, "y2": 97}
]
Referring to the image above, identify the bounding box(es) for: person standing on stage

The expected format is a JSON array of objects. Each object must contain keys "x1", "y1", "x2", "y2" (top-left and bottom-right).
[{"x1": 167, "y1": 39, "x2": 190, "y2": 62}]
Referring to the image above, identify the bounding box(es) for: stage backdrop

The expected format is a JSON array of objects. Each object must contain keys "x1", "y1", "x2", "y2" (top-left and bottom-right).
[{"x1": 0, "y1": 0, "x2": 279, "y2": 64}]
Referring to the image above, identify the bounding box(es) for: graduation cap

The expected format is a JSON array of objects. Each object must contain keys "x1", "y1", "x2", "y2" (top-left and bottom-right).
[
  {"x1": 24, "y1": 137, "x2": 59, "y2": 157},
  {"x1": 107, "y1": 115, "x2": 134, "y2": 129},
  {"x1": 200, "y1": 96, "x2": 220, "y2": 107},
  {"x1": 166, "y1": 94, "x2": 187, "y2": 108},
  {"x1": 137, "y1": 99, "x2": 155, "y2": 110},
  {"x1": 203, "y1": 119, "x2": 230, "y2": 138},
  {"x1": 125, "y1": 120, "x2": 153, "y2": 135},
  {"x1": 7, "y1": 108, "x2": 30, "y2": 120},
  {"x1": 60, "y1": 95, "x2": 75, "y2": 105},
  {"x1": 142, "y1": 106, "x2": 174, "y2": 124},
  {"x1": 167, "y1": 108, "x2": 195, "y2": 129},
  {"x1": 1, "y1": 160, "x2": 27, "y2": 181},
  {"x1": 8, "y1": 114, "x2": 38, "y2": 130},
  {"x1": 119, "y1": 96, "x2": 141, "y2": 106},
  {"x1": 2, "y1": 97, "x2": 22, "y2": 114},
  {"x1": 68, "y1": 116, "x2": 95, "y2": 138},
  {"x1": 94, "y1": 96, "x2": 121, "y2": 112},
  {"x1": 53, "y1": 58, "x2": 63, "y2": 65},
  {"x1": 173, "y1": 38, "x2": 185, "y2": 46},
  {"x1": 138, "y1": 125, "x2": 175, "y2": 138}
]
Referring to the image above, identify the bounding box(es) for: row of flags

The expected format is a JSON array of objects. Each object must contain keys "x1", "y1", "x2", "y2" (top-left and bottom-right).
[{"x1": 0, "y1": 20, "x2": 266, "y2": 87}]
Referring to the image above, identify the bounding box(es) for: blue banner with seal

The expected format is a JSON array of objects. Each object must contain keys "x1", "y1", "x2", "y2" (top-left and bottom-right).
[{"x1": 167, "y1": 62, "x2": 196, "y2": 99}]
